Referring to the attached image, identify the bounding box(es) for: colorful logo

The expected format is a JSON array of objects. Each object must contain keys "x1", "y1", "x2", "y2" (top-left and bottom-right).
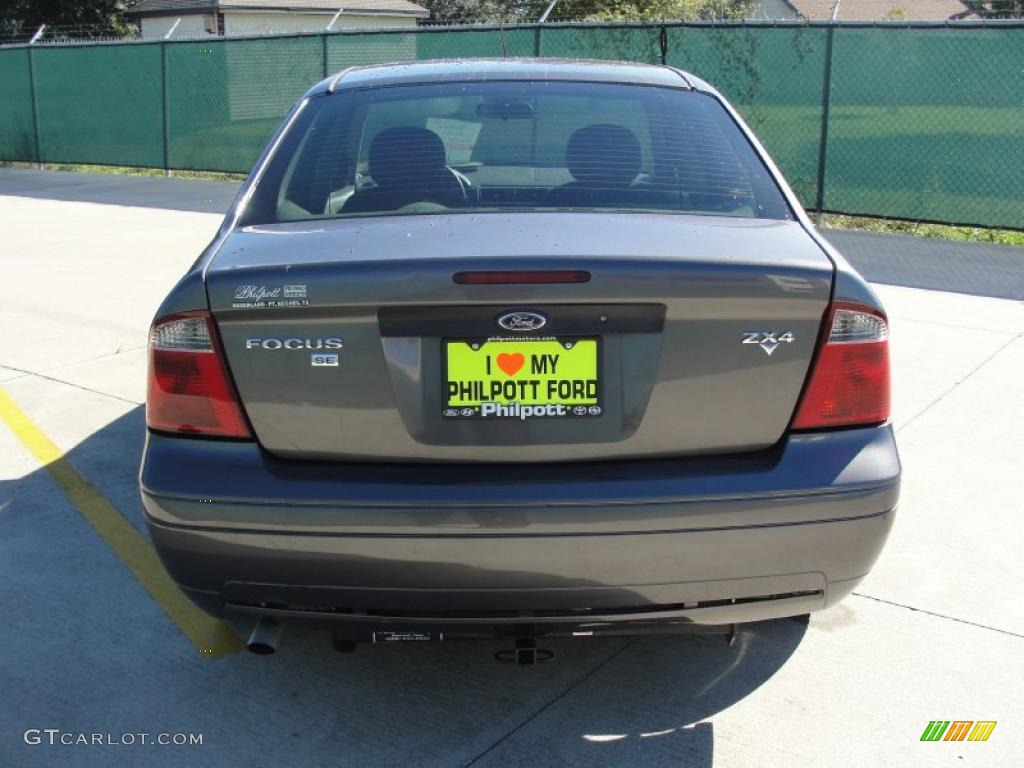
[{"x1": 921, "y1": 721, "x2": 997, "y2": 742}]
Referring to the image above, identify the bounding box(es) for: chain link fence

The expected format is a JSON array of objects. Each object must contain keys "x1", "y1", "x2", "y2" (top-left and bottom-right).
[{"x1": 1, "y1": 21, "x2": 1021, "y2": 229}]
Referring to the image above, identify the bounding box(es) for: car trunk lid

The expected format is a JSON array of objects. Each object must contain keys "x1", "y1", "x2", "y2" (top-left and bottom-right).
[{"x1": 206, "y1": 212, "x2": 832, "y2": 462}]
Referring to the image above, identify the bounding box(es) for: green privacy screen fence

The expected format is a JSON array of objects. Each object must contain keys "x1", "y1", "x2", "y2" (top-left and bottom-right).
[{"x1": 1, "y1": 22, "x2": 1022, "y2": 230}]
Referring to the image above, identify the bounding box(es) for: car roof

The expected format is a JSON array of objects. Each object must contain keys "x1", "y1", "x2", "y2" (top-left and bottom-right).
[{"x1": 304, "y1": 58, "x2": 712, "y2": 97}]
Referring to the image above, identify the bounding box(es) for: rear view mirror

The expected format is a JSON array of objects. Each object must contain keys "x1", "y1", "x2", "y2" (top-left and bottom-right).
[{"x1": 476, "y1": 100, "x2": 535, "y2": 120}]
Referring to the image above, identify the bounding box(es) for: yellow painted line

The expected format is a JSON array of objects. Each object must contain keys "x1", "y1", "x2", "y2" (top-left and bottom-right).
[{"x1": 0, "y1": 386, "x2": 242, "y2": 658}]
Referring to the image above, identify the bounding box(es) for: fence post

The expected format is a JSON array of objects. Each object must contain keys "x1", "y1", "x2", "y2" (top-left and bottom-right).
[
  {"x1": 322, "y1": 31, "x2": 329, "y2": 79},
  {"x1": 25, "y1": 46, "x2": 42, "y2": 169},
  {"x1": 160, "y1": 40, "x2": 170, "y2": 176},
  {"x1": 659, "y1": 24, "x2": 667, "y2": 65},
  {"x1": 533, "y1": 25, "x2": 542, "y2": 57},
  {"x1": 814, "y1": 25, "x2": 836, "y2": 223}
]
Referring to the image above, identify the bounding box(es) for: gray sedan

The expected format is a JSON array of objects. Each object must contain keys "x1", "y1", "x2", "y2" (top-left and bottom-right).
[{"x1": 140, "y1": 59, "x2": 899, "y2": 660}]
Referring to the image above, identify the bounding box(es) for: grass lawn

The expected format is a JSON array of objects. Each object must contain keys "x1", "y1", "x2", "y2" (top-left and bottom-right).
[
  {"x1": 0, "y1": 161, "x2": 246, "y2": 182},
  {"x1": 821, "y1": 214, "x2": 1024, "y2": 247}
]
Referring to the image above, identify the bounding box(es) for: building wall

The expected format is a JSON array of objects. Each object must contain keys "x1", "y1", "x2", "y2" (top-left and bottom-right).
[
  {"x1": 223, "y1": 12, "x2": 419, "y2": 36},
  {"x1": 140, "y1": 14, "x2": 216, "y2": 39}
]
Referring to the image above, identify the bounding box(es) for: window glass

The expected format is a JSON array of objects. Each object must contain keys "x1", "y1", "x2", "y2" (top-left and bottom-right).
[{"x1": 243, "y1": 80, "x2": 793, "y2": 225}]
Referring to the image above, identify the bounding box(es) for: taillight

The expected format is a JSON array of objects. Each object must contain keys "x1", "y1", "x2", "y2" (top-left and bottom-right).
[
  {"x1": 791, "y1": 302, "x2": 890, "y2": 430},
  {"x1": 147, "y1": 311, "x2": 251, "y2": 438}
]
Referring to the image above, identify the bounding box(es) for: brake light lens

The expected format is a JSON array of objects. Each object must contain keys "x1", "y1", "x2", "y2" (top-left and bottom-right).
[
  {"x1": 147, "y1": 312, "x2": 251, "y2": 438},
  {"x1": 791, "y1": 302, "x2": 890, "y2": 430},
  {"x1": 453, "y1": 270, "x2": 591, "y2": 285}
]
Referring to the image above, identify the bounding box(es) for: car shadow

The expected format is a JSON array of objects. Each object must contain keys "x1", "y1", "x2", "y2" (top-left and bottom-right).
[
  {"x1": 3, "y1": 404, "x2": 808, "y2": 767},
  {"x1": 267, "y1": 615, "x2": 807, "y2": 766}
]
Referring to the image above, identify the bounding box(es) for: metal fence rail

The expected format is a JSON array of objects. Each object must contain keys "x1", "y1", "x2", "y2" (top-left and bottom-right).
[{"x1": 1, "y1": 21, "x2": 1022, "y2": 230}]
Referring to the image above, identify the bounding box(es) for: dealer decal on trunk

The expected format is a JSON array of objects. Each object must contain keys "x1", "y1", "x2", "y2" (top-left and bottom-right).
[{"x1": 232, "y1": 284, "x2": 309, "y2": 309}]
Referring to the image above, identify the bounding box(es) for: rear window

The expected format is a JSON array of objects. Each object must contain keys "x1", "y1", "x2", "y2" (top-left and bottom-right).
[{"x1": 241, "y1": 80, "x2": 792, "y2": 225}]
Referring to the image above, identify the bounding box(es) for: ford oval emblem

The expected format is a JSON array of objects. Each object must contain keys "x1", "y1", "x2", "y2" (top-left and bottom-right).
[{"x1": 497, "y1": 311, "x2": 548, "y2": 333}]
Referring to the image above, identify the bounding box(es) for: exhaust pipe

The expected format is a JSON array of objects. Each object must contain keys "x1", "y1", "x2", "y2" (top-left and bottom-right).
[{"x1": 246, "y1": 616, "x2": 283, "y2": 655}]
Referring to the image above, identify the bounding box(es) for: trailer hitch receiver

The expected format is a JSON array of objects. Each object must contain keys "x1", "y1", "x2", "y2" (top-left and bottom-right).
[{"x1": 496, "y1": 637, "x2": 554, "y2": 665}]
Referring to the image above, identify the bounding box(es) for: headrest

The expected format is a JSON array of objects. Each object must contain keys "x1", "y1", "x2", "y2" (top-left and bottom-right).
[
  {"x1": 368, "y1": 127, "x2": 448, "y2": 188},
  {"x1": 566, "y1": 123, "x2": 642, "y2": 187}
]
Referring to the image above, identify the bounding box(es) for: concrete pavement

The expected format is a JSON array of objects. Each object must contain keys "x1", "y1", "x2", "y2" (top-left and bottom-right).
[{"x1": 1, "y1": 169, "x2": 1021, "y2": 767}]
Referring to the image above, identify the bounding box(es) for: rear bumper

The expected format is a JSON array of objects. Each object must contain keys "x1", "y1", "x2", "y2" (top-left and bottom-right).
[{"x1": 141, "y1": 425, "x2": 899, "y2": 631}]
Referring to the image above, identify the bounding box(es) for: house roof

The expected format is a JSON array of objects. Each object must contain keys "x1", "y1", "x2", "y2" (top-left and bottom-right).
[
  {"x1": 127, "y1": 0, "x2": 429, "y2": 18},
  {"x1": 784, "y1": 0, "x2": 979, "y2": 20}
]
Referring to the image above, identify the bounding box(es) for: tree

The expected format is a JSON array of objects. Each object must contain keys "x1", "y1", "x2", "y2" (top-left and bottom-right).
[
  {"x1": 964, "y1": 1, "x2": 1024, "y2": 16},
  {"x1": 0, "y1": 0, "x2": 132, "y2": 37},
  {"x1": 543, "y1": 0, "x2": 750, "y2": 21},
  {"x1": 419, "y1": 1, "x2": 520, "y2": 23},
  {"x1": 420, "y1": 0, "x2": 751, "y2": 23}
]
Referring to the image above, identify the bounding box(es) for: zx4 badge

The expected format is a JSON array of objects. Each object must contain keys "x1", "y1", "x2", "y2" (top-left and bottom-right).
[{"x1": 742, "y1": 330, "x2": 795, "y2": 356}]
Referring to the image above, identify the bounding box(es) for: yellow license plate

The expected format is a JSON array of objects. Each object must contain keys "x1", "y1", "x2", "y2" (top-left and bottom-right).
[{"x1": 444, "y1": 337, "x2": 601, "y2": 419}]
